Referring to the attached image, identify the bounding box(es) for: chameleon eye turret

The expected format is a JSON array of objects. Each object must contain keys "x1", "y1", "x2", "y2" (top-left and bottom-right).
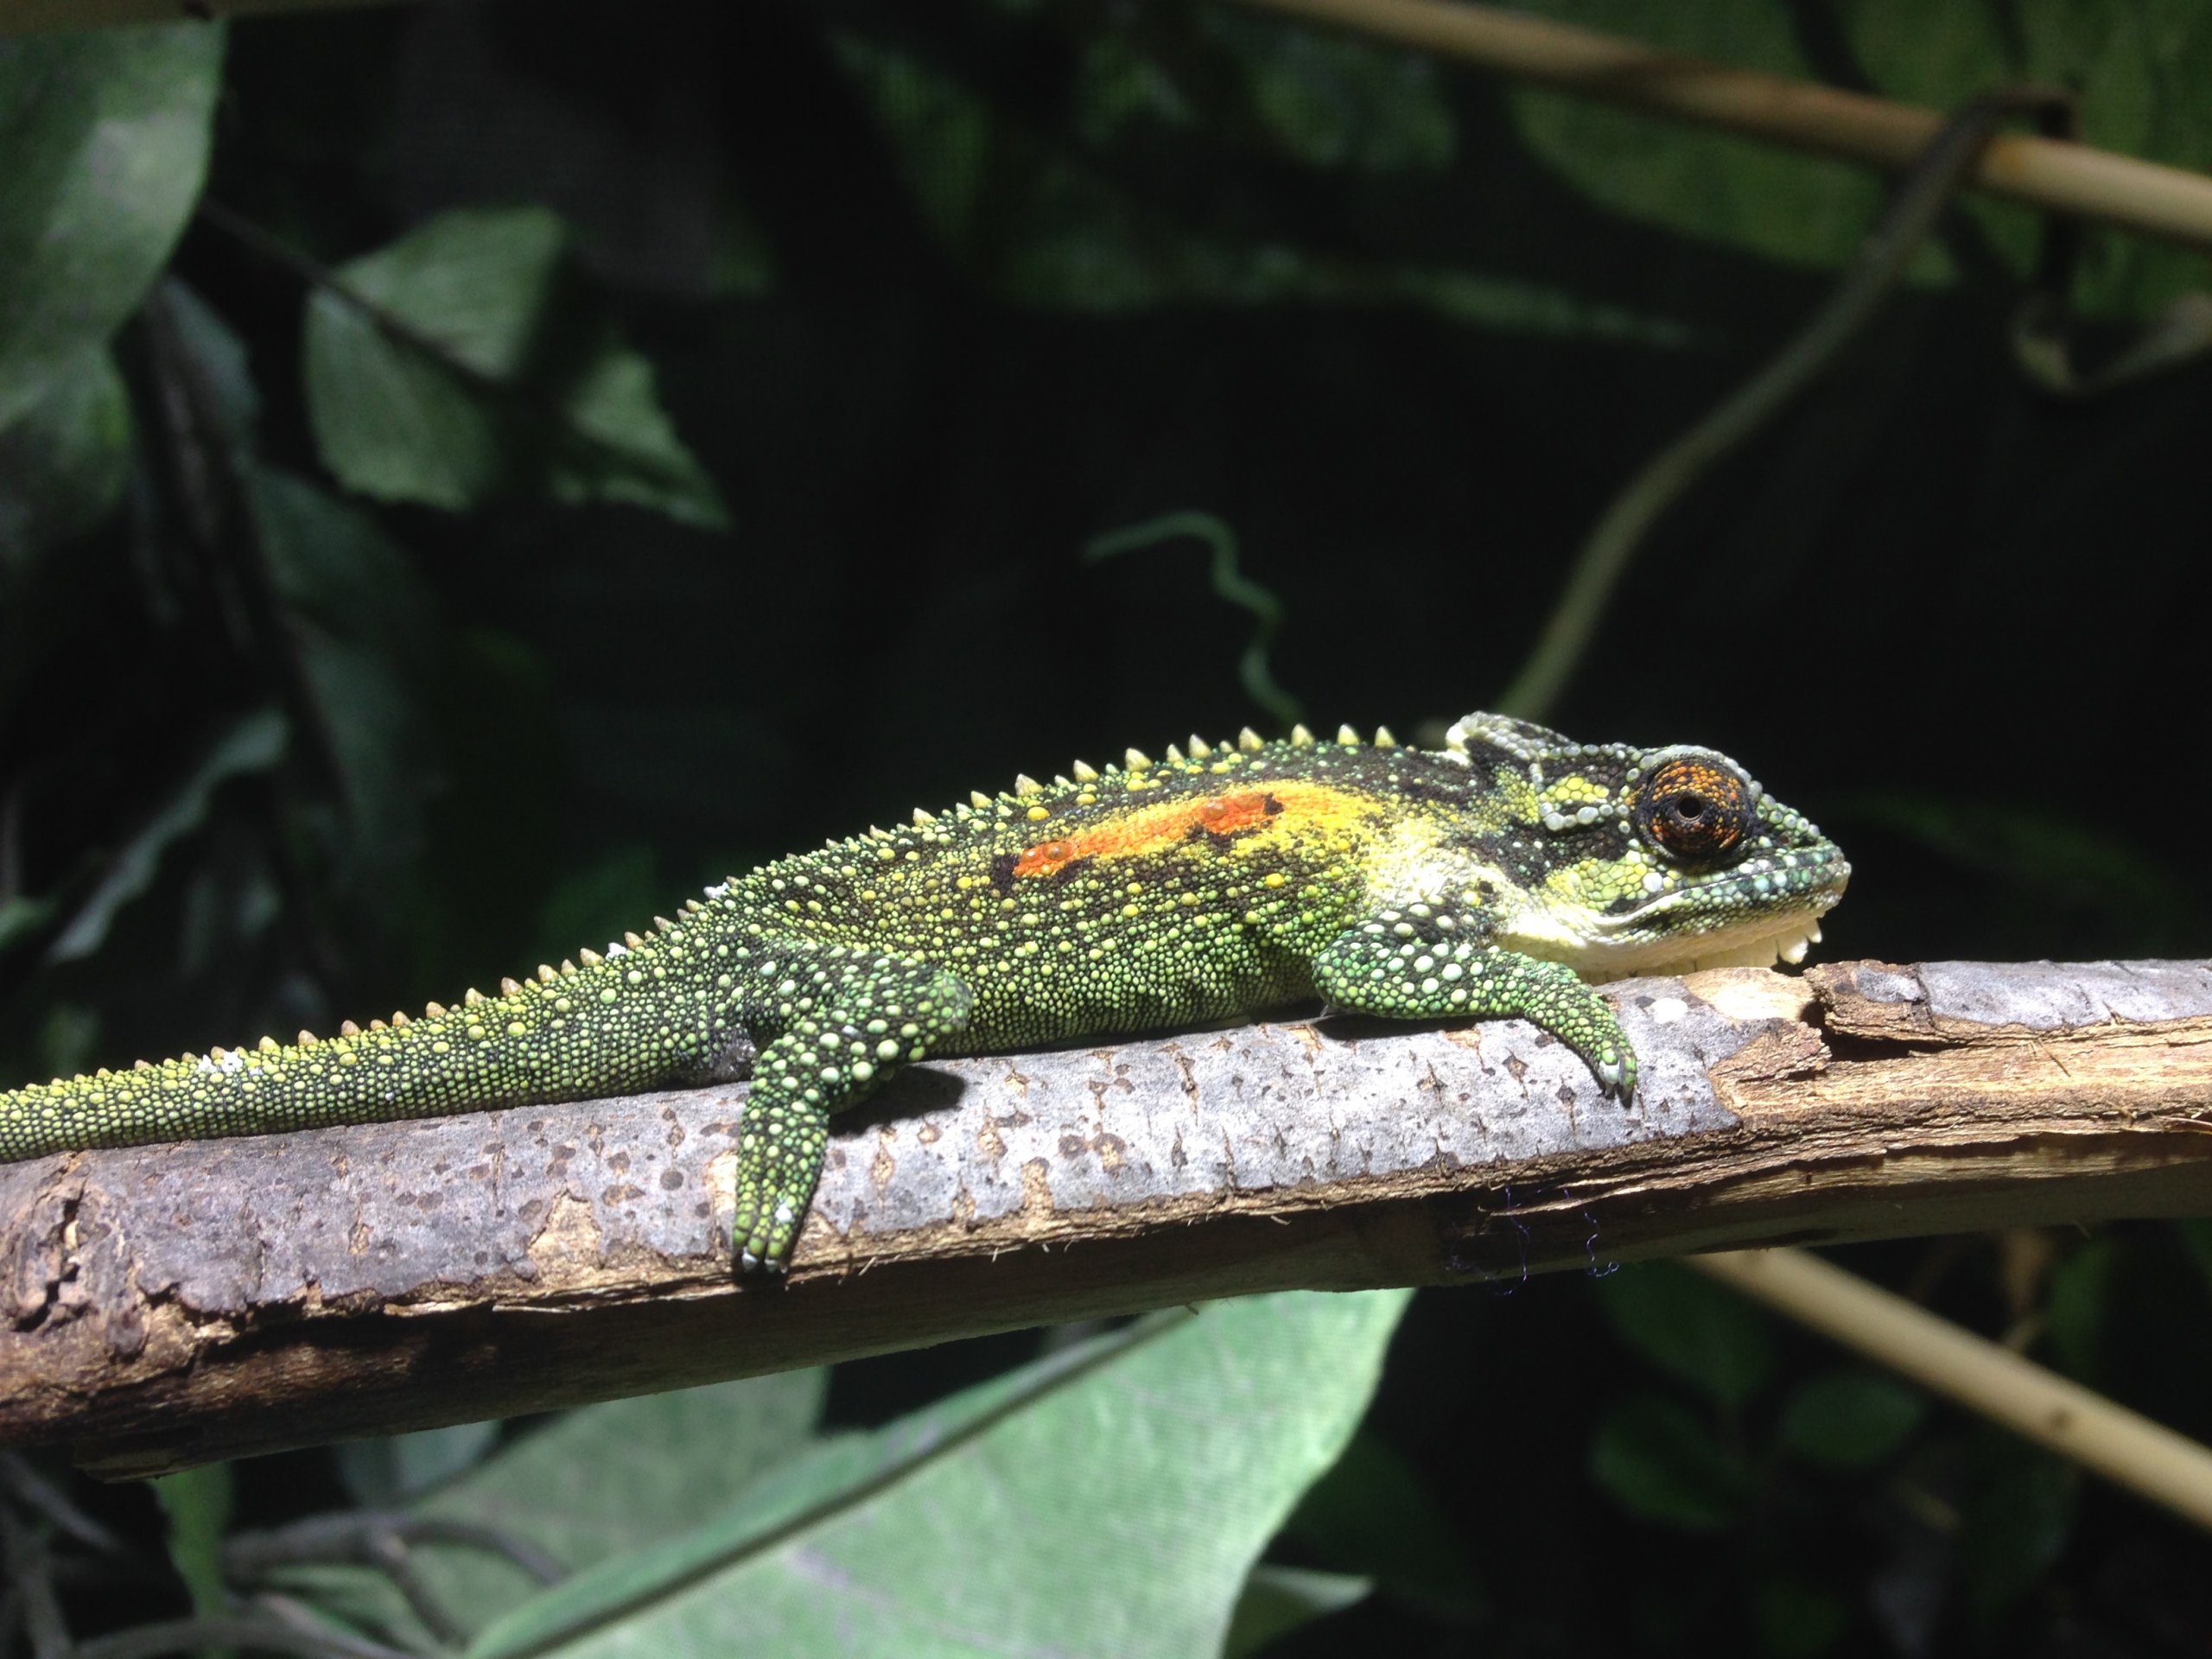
[
  {"x1": 1631, "y1": 752, "x2": 1755, "y2": 864},
  {"x1": 0, "y1": 712, "x2": 1847, "y2": 1273}
]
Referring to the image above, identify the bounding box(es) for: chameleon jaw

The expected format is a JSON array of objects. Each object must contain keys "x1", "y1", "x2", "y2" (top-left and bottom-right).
[
  {"x1": 1501, "y1": 856, "x2": 1847, "y2": 983},
  {"x1": 1571, "y1": 918, "x2": 1830, "y2": 984}
]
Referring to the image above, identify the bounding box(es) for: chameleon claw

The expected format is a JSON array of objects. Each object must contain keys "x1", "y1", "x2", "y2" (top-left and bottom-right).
[
  {"x1": 1591, "y1": 1051, "x2": 1637, "y2": 1106},
  {"x1": 735, "y1": 1237, "x2": 791, "y2": 1278},
  {"x1": 729, "y1": 1202, "x2": 795, "y2": 1277}
]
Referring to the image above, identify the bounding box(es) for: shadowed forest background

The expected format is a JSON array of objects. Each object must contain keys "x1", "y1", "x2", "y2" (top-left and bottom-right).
[{"x1": 3, "y1": 2, "x2": 2212, "y2": 1654}]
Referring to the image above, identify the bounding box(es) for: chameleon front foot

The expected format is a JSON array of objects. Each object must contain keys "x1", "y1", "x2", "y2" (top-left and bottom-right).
[{"x1": 1313, "y1": 909, "x2": 1638, "y2": 1104}]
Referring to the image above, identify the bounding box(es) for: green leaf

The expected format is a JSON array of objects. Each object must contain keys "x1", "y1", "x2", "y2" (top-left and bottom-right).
[
  {"x1": 410, "y1": 1370, "x2": 830, "y2": 1632},
  {"x1": 302, "y1": 207, "x2": 728, "y2": 529},
  {"x1": 1776, "y1": 1370, "x2": 1927, "y2": 1471},
  {"x1": 272, "y1": 1374, "x2": 831, "y2": 1652},
  {"x1": 161, "y1": 277, "x2": 261, "y2": 452},
  {"x1": 1074, "y1": 10, "x2": 1452, "y2": 170},
  {"x1": 1222, "y1": 1565, "x2": 1373, "y2": 1659},
  {"x1": 1588, "y1": 1392, "x2": 1757, "y2": 1533},
  {"x1": 0, "y1": 895, "x2": 55, "y2": 957},
  {"x1": 0, "y1": 347, "x2": 130, "y2": 579},
  {"x1": 1841, "y1": 0, "x2": 2212, "y2": 317},
  {"x1": 247, "y1": 467, "x2": 442, "y2": 879},
  {"x1": 1594, "y1": 1262, "x2": 1777, "y2": 1410},
  {"x1": 336, "y1": 1421, "x2": 504, "y2": 1509},
  {"x1": 154, "y1": 1462, "x2": 236, "y2": 1636},
  {"x1": 1505, "y1": 3, "x2": 1904, "y2": 283},
  {"x1": 471, "y1": 1292, "x2": 1408, "y2": 1659},
  {"x1": 833, "y1": 29, "x2": 1683, "y2": 344},
  {"x1": 1503, "y1": 0, "x2": 2212, "y2": 317},
  {"x1": 0, "y1": 26, "x2": 224, "y2": 431}
]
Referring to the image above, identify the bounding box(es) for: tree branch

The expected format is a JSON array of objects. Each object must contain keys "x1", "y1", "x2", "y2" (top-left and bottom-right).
[{"x1": 1, "y1": 958, "x2": 2208, "y2": 1478}]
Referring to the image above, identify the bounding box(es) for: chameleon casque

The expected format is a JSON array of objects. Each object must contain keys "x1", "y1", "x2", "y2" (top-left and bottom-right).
[{"x1": 0, "y1": 713, "x2": 1847, "y2": 1273}]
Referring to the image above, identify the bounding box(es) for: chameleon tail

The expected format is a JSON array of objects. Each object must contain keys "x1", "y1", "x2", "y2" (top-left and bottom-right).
[{"x1": 0, "y1": 960, "x2": 691, "y2": 1160}]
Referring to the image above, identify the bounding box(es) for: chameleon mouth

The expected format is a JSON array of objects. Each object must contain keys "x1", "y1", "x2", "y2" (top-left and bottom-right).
[{"x1": 1575, "y1": 918, "x2": 1829, "y2": 983}]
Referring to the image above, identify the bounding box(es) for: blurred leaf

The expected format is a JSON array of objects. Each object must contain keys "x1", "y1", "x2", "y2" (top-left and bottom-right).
[
  {"x1": 408, "y1": 1370, "x2": 830, "y2": 1633},
  {"x1": 48, "y1": 709, "x2": 289, "y2": 963},
  {"x1": 1223, "y1": 1565, "x2": 1373, "y2": 1659},
  {"x1": 1751, "y1": 1573, "x2": 1849, "y2": 1659},
  {"x1": 302, "y1": 206, "x2": 728, "y2": 529},
  {"x1": 154, "y1": 1462, "x2": 236, "y2": 1636},
  {"x1": 279, "y1": 1373, "x2": 832, "y2": 1651},
  {"x1": 833, "y1": 29, "x2": 1684, "y2": 343},
  {"x1": 162, "y1": 277, "x2": 261, "y2": 452},
  {"x1": 1503, "y1": 0, "x2": 2212, "y2": 318},
  {"x1": 2044, "y1": 1236, "x2": 2120, "y2": 1382},
  {"x1": 1079, "y1": 10, "x2": 1453, "y2": 171},
  {"x1": 0, "y1": 348, "x2": 130, "y2": 580},
  {"x1": 1842, "y1": 1, "x2": 2212, "y2": 317},
  {"x1": 1959, "y1": 1442, "x2": 2075, "y2": 1627},
  {"x1": 469, "y1": 1292, "x2": 1408, "y2": 1659},
  {"x1": 1588, "y1": 1391, "x2": 1757, "y2": 1533},
  {"x1": 0, "y1": 25, "x2": 223, "y2": 431},
  {"x1": 336, "y1": 1421, "x2": 504, "y2": 1509},
  {"x1": 1211, "y1": 16, "x2": 1452, "y2": 171},
  {"x1": 1594, "y1": 1262, "x2": 1777, "y2": 1409},
  {"x1": 0, "y1": 895, "x2": 55, "y2": 957},
  {"x1": 1505, "y1": 3, "x2": 1905, "y2": 283},
  {"x1": 251, "y1": 466, "x2": 433, "y2": 645},
  {"x1": 1777, "y1": 1370, "x2": 1928, "y2": 1472},
  {"x1": 249, "y1": 467, "x2": 442, "y2": 879},
  {"x1": 1283, "y1": 1427, "x2": 1484, "y2": 1624}
]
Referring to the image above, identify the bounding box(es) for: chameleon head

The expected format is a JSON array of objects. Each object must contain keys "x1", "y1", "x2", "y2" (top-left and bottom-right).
[{"x1": 1442, "y1": 713, "x2": 1850, "y2": 980}]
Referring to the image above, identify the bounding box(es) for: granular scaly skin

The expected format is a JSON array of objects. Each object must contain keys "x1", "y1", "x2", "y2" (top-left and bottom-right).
[{"x1": 0, "y1": 712, "x2": 1849, "y2": 1272}]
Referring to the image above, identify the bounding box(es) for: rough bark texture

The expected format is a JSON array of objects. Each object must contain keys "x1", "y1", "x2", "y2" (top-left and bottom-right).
[{"x1": 3, "y1": 959, "x2": 2208, "y2": 1477}]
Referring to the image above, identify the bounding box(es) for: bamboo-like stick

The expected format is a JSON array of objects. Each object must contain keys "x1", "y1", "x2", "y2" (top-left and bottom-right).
[
  {"x1": 1232, "y1": 0, "x2": 2212, "y2": 250},
  {"x1": 1692, "y1": 1248, "x2": 2212, "y2": 1534}
]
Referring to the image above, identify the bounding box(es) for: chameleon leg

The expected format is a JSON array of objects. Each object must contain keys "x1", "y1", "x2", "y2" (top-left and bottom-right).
[
  {"x1": 1312, "y1": 905, "x2": 1636, "y2": 1103},
  {"x1": 727, "y1": 944, "x2": 973, "y2": 1274}
]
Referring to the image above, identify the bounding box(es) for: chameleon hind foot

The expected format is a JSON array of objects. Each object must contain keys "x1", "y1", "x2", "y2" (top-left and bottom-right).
[{"x1": 726, "y1": 946, "x2": 972, "y2": 1274}]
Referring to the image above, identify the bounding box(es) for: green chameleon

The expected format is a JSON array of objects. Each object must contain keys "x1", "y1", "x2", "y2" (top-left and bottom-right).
[{"x1": 0, "y1": 713, "x2": 1847, "y2": 1274}]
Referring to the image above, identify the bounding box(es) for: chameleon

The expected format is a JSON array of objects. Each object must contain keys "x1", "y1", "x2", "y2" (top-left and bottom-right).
[{"x1": 0, "y1": 713, "x2": 1847, "y2": 1274}]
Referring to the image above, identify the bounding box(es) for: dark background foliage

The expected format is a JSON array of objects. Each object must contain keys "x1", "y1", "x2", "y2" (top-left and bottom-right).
[{"x1": 3, "y1": 1, "x2": 2211, "y2": 1653}]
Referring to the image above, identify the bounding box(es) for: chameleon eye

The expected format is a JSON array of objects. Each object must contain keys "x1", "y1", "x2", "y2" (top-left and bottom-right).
[{"x1": 1634, "y1": 755, "x2": 1753, "y2": 864}]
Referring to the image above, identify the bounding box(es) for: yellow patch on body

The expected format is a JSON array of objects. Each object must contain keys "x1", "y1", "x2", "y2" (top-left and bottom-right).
[{"x1": 1013, "y1": 779, "x2": 1388, "y2": 879}]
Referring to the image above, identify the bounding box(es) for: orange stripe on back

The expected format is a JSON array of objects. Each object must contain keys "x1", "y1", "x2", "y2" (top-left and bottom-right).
[{"x1": 1012, "y1": 781, "x2": 1376, "y2": 879}]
